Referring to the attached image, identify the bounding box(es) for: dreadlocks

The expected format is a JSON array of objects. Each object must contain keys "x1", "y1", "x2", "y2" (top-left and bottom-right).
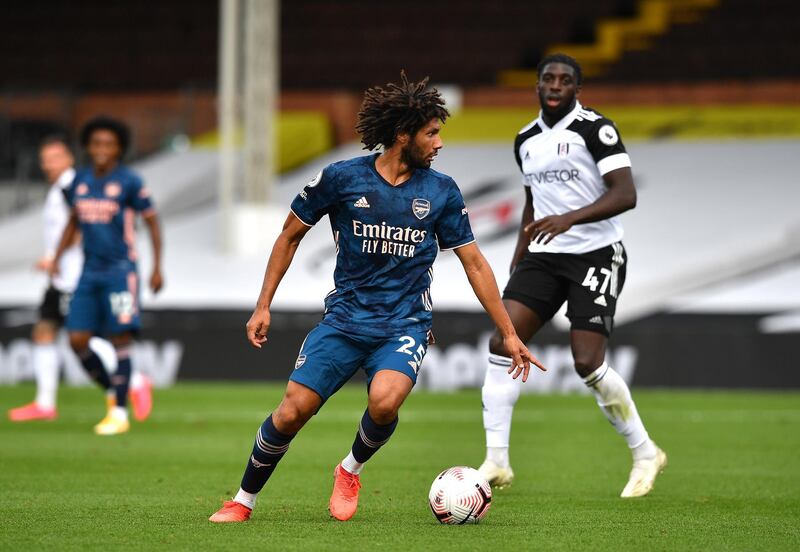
[{"x1": 356, "y1": 71, "x2": 450, "y2": 151}]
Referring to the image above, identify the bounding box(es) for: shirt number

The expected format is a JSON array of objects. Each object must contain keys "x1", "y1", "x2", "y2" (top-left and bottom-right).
[
  {"x1": 395, "y1": 336, "x2": 427, "y2": 374},
  {"x1": 581, "y1": 267, "x2": 612, "y2": 294},
  {"x1": 109, "y1": 291, "x2": 134, "y2": 316}
]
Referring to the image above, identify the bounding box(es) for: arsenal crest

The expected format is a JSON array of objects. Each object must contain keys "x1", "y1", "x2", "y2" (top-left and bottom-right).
[
  {"x1": 105, "y1": 182, "x2": 122, "y2": 197},
  {"x1": 412, "y1": 198, "x2": 431, "y2": 220}
]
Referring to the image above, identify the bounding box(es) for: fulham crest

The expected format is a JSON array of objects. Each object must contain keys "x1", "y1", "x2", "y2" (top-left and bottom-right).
[{"x1": 412, "y1": 198, "x2": 431, "y2": 220}]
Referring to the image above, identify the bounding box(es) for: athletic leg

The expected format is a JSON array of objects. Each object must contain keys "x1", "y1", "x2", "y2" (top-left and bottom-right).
[
  {"x1": 91, "y1": 268, "x2": 143, "y2": 435},
  {"x1": 69, "y1": 331, "x2": 112, "y2": 391},
  {"x1": 67, "y1": 274, "x2": 112, "y2": 392},
  {"x1": 572, "y1": 329, "x2": 666, "y2": 497},
  {"x1": 109, "y1": 332, "x2": 133, "y2": 410},
  {"x1": 329, "y1": 333, "x2": 424, "y2": 521},
  {"x1": 480, "y1": 252, "x2": 565, "y2": 487},
  {"x1": 236, "y1": 382, "x2": 320, "y2": 502},
  {"x1": 210, "y1": 382, "x2": 321, "y2": 522},
  {"x1": 341, "y1": 369, "x2": 412, "y2": 476},
  {"x1": 212, "y1": 323, "x2": 361, "y2": 522},
  {"x1": 479, "y1": 300, "x2": 544, "y2": 486},
  {"x1": 567, "y1": 243, "x2": 666, "y2": 497},
  {"x1": 330, "y1": 369, "x2": 414, "y2": 521},
  {"x1": 86, "y1": 331, "x2": 135, "y2": 435},
  {"x1": 32, "y1": 321, "x2": 60, "y2": 409},
  {"x1": 8, "y1": 320, "x2": 60, "y2": 421}
]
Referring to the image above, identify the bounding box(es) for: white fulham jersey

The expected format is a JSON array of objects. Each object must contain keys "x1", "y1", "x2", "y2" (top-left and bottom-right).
[
  {"x1": 43, "y1": 168, "x2": 83, "y2": 292},
  {"x1": 514, "y1": 101, "x2": 631, "y2": 254}
]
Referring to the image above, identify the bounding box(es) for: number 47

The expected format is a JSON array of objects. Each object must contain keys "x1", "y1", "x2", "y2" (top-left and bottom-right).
[{"x1": 582, "y1": 267, "x2": 612, "y2": 294}]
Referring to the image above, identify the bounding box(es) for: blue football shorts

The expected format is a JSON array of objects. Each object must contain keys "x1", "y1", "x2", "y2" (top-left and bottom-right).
[
  {"x1": 288, "y1": 322, "x2": 429, "y2": 401},
  {"x1": 66, "y1": 267, "x2": 141, "y2": 336}
]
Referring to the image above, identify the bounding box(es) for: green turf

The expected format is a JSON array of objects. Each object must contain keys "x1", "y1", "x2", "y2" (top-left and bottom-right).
[{"x1": 1, "y1": 384, "x2": 798, "y2": 551}]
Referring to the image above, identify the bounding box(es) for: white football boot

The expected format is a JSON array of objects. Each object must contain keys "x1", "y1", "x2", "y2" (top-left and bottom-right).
[
  {"x1": 478, "y1": 459, "x2": 514, "y2": 489},
  {"x1": 620, "y1": 445, "x2": 667, "y2": 498}
]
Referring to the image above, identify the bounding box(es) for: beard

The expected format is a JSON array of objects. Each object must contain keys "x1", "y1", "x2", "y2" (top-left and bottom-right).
[
  {"x1": 401, "y1": 140, "x2": 431, "y2": 169},
  {"x1": 538, "y1": 90, "x2": 577, "y2": 122}
]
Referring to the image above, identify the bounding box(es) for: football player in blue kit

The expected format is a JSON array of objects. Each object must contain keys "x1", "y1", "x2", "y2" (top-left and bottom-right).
[
  {"x1": 51, "y1": 117, "x2": 163, "y2": 435},
  {"x1": 209, "y1": 73, "x2": 544, "y2": 523}
]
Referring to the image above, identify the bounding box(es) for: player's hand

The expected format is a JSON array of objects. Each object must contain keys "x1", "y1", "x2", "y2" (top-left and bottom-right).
[
  {"x1": 246, "y1": 307, "x2": 271, "y2": 349},
  {"x1": 503, "y1": 334, "x2": 546, "y2": 382},
  {"x1": 525, "y1": 214, "x2": 574, "y2": 245},
  {"x1": 47, "y1": 258, "x2": 61, "y2": 279},
  {"x1": 35, "y1": 256, "x2": 55, "y2": 273},
  {"x1": 150, "y1": 268, "x2": 164, "y2": 294}
]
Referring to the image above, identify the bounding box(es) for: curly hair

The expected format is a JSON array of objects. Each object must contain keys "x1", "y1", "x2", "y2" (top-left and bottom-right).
[
  {"x1": 356, "y1": 71, "x2": 450, "y2": 151},
  {"x1": 80, "y1": 116, "x2": 131, "y2": 157}
]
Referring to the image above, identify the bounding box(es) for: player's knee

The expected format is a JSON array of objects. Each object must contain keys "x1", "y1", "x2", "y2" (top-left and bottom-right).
[
  {"x1": 109, "y1": 332, "x2": 133, "y2": 348},
  {"x1": 68, "y1": 333, "x2": 91, "y2": 354},
  {"x1": 32, "y1": 321, "x2": 57, "y2": 344},
  {"x1": 368, "y1": 394, "x2": 402, "y2": 424},
  {"x1": 488, "y1": 332, "x2": 507, "y2": 356},
  {"x1": 573, "y1": 355, "x2": 603, "y2": 378},
  {"x1": 273, "y1": 400, "x2": 313, "y2": 433}
]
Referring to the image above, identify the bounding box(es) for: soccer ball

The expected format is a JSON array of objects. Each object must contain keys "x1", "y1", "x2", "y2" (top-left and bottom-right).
[{"x1": 428, "y1": 466, "x2": 492, "y2": 524}]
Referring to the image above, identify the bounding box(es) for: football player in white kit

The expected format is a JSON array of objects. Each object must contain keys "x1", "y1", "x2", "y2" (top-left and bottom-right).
[
  {"x1": 478, "y1": 54, "x2": 666, "y2": 497},
  {"x1": 7, "y1": 136, "x2": 151, "y2": 422}
]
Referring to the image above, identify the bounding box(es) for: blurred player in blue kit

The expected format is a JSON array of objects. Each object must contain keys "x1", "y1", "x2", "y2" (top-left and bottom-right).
[
  {"x1": 51, "y1": 117, "x2": 163, "y2": 435},
  {"x1": 209, "y1": 73, "x2": 544, "y2": 523}
]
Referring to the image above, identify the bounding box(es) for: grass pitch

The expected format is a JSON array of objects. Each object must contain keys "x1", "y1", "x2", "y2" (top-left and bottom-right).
[{"x1": 1, "y1": 383, "x2": 798, "y2": 551}]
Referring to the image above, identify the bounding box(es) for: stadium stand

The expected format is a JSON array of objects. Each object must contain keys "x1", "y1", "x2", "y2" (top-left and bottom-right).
[
  {"x1": 280, "y1": 0, "x2": 620, "y2": 88},
  {"x1": 602, "y1": 0, "x2": 800, "y2": 81},
  {"x1": 0, "y1": 0, "x2": 625, "y2": 90},
  {"x1": 0, "y1": 0, "x2": 217, "y2": 90}
]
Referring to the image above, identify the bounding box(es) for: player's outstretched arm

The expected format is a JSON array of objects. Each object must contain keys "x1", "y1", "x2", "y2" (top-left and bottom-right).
[
  {"x1": 527, "y1": 167, "x2": 636, "y2": 245},
  {"x1": 246, "y1": 213, "x2": 312, "y2": 349},
  {"x1": 510, "y1": 186, "x2": 534, "y2": 274},
  {"x1": 143, "y1": 212, "x2": 164, "y2": 294},
  {"x1": 49, "y1": 212, "x2": 79, "y2": 278},
  {"x1": 453, "y1": 243, "x2": 545, "y2": 381}
]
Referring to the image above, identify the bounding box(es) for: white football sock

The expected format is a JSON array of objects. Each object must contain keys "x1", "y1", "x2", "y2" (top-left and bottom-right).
[
  {"x1": 632, "y1": 438, "x2": 658, "y2": 462},
  {"x1": 130, "y1": 371, "x2": 145, "y2": 389},
  {"x1": 234, "y1": 488, "x2": 256, "y2": 509},
  {"x1": 341, "y1": 451, "x2": 364, "y2": 475},
  {"x1": 482, "y1": 354, "x2": 522, "y2": 457},
  {"x1": 89, "y1": 336, "x2": 117, "y2": 373},
  {"x1": 111, "y1": 406, "x2": 128, "y2": 421},
  {"x1": 583, "y1": 362, "x2": 653, "y2": 456},
  {"x1": 487, "y1": 446, "x2": 510, "y2": 468},
  {"x1": 33, "y1": 343, "x2": 59, "y2": 410}
]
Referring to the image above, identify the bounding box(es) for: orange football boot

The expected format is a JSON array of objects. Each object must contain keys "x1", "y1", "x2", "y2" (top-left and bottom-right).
[
  {"x1": 329, "y1": 464, "x2": 361, "y2": 521},
  {"x1": 209, "y1": 500, "x2": 252, "y2": 523},
  {"x1": 8, "y1": 402, "x2": 57, "y2": 422},
  {"x1": 130, "y1": 374, "x2": 153, "y2": 421}
]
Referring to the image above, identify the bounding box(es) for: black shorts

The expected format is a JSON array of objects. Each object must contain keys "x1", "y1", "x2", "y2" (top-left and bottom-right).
[
  {"x1": 38, "y1": 286, "x2": 71, "y2": 325},
  {"x1": 503, "y1": 242, "x2": 627, "y2": 336}
]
